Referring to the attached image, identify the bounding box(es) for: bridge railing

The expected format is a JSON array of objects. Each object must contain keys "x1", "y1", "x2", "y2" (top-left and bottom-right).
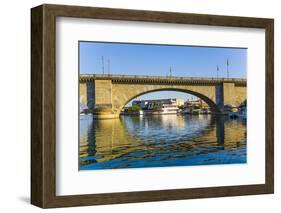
[{"x1": 80, "y1": 74, "x2": 246, "y2": 82}]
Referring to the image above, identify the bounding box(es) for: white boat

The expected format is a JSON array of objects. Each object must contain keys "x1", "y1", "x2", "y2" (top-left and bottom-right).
[{"x1": 159, "y1": 104, "x2": 179, "y2": 114}]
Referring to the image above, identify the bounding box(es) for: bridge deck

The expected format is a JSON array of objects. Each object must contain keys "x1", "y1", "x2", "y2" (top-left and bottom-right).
[{"x1": 80, "y1": 74, "x2": 246, "y2": 86}]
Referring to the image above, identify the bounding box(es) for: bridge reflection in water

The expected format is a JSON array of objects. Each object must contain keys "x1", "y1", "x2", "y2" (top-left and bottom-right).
[{"x1": 79, "y1": 114, "x2": 246, "y2": 170}]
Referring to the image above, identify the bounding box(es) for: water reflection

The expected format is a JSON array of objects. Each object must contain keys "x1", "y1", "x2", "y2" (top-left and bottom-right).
[{"x1": 79, "y1": 114, "x2": 246, "y2": 170}]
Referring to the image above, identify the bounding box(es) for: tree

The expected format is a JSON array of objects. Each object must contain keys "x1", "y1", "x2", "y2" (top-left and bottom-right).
[
  {"x1": 193, "y1": 105, "x2": 201, "y2": 110},
  {"x1": 178, "y1": 105, "x2": 185, "y2": 110},
  {"x1": 152, "y1": 104, "x2": 160, "y2": 110},
  {"x1": 128, "y1": 105, "x2": 142, "y2": 111}
]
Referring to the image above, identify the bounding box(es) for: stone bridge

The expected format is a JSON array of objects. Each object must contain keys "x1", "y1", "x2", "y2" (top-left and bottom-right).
[{"x1": 80, "y1": 74, "x2": 246, "y2": 119}]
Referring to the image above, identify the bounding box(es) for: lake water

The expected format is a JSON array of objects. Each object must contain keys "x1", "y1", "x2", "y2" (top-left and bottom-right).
[{"x1": 79, "y1": 114, "x2": 246, "y2": 170}]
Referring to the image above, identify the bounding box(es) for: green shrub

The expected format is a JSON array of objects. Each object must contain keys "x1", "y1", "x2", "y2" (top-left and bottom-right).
[
  {"x1": 152, "y1": 105, "x2": 160, "y2": 110},
  {"x1": 193, "y1": 105, "x2": 201, "y2": 110},
  {"x1": 128, "y1": 106, "x2": 142, "y2": 111}
]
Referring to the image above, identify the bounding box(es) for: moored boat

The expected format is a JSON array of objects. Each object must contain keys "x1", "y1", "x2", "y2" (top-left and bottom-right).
[{"x1": 159, "y1": 103, "x2": 179, "y2": 114}]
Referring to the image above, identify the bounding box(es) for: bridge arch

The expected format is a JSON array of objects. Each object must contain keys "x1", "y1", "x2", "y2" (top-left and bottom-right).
[{"x1": 116, "y1": 88, "x2": 221, "y2": 114}]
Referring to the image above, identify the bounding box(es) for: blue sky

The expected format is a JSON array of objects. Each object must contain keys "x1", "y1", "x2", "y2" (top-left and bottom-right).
[{"x1": 79, "y1": 41, "x2": 247, "y2": 103}]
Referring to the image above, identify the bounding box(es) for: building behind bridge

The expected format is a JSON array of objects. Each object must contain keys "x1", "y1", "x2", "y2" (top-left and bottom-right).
[{"x1": 132, "y1": 98, "x2": 184, "y2": 110}]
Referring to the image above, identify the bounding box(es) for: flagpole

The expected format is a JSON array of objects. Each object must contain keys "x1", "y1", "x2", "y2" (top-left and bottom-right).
[
  {"x1": 101, "y1": 56, "x2": 105, "y2": 74},
  {"x1": 170, "y1": 66, "x2": 172, "y2": 78},
  {"x1": 227, "y1": 59, "x2": 229, "y2": 78},
  {"x1": 108, "y1": 59, "x2": 110, "y2": 74}
]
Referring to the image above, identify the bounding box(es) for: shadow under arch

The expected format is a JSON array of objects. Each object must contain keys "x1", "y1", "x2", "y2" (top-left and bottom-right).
[{"x1": 119, "y1": 88, "x2": 221, "y2": 113}]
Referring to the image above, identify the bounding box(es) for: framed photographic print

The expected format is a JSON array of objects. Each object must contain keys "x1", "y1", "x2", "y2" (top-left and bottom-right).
[{"x1": 31, "y1": 4, "x2": 274, "y2": 208}]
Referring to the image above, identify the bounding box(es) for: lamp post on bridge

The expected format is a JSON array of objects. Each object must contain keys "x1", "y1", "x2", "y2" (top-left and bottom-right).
[
  {"x1": 101, "y1": 56, "x2": 105, "y2": 74},
  {"x1": 227, "y1": 59, "x2": 229, "y2": 78},
  {"x1": 108, "y1": 59, "x2": 110, "y2": 74}
]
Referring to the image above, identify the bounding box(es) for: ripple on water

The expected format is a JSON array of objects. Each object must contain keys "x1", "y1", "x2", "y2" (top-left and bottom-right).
[{"x1": 79, "y1": 114, "x2": 247, "y2": 170}]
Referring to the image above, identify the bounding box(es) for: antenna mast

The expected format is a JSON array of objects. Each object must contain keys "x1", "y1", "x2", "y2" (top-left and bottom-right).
[
  {"x1": 227, "y1": 59, "x2": 229, "y2": 78},
  {"x1": 108, "y1": 59, "x2": 110, "y2": 74},
  {"x1": 101, "y1": 56, "x2": 104, "y2": 74}
]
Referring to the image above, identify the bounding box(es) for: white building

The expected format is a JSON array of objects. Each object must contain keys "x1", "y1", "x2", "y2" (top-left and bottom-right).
[{"x1": 132, "y1": 98, "x2": 184, "y2": 110}]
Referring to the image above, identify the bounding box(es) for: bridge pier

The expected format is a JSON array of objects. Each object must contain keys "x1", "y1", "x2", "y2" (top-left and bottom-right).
[
  {"x1": 80, "y1": 80, "x2": 120, "y2": 119},
  {"x1": 80, "y1": 82, "x2": 95, "y2": 112},
  {"x1": 92, "y1": 80, "x2": 120, "y2": 119},
  {"x1": 215, "y1": 82, "x2": 237, "y2": 114},
  {"x1": 93, "y1": 106, "x2": 119, "y2": 119}
]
